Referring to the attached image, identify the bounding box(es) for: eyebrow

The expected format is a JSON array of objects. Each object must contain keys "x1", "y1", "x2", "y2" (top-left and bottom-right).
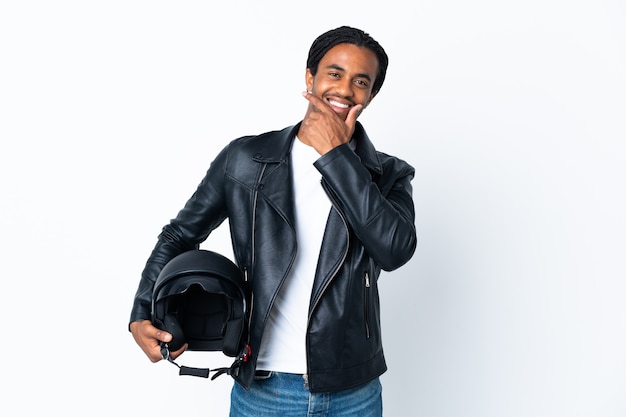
[{"x1": 325, "y1": 64, "x2": 373, "y2": 82}]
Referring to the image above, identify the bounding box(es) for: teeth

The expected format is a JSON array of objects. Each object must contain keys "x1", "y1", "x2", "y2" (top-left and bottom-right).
[{"x1": 328, "y1": 99, "x2": 349, "y2": 109}]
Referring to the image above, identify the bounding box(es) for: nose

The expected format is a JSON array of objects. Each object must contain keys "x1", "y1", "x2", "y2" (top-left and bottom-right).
[{"x1": 335, "y1": 78, "x2": 354, "y2": 98}]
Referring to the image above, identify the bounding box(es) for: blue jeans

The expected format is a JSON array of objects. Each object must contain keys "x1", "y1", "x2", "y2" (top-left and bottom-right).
[{"x1": 230, "y1": 372, "x2": 383, "y2": 417}]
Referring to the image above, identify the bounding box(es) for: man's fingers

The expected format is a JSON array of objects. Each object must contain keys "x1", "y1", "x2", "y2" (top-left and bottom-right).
[
  {"x1": 155, "y1": 329, "x2": 172, "y2": 343},
  {"x1": 300, "y1": 91, "x2": 363, "y2": 151},
  {"x1": 302, "y1": 90, "x2": 320, "y2": 112},
  {"x1": 302, "y1": 91, "x2": 332, "y2": 113},
  {"x1": 168, "y1": 343, "x2": 189, "y2": 360},
  {"x1": 345, "y1": 104, "x2": 363, "y2": 132}
]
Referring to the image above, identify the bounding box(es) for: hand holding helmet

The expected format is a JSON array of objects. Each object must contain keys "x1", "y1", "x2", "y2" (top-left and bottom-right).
[
  {"x1": 130, "y1": 319, "x2": 188, "y2": 362},
  {"x1": 138, "y1": 249, "x2": 250, "y2": 379}
]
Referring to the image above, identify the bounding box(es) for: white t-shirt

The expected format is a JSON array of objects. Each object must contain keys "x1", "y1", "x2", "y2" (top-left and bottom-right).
[{"x1": 255, "y1": 138, "x2": 332, "y2": 374}]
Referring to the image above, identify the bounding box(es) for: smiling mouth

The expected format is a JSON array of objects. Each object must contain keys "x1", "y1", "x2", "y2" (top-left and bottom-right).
[{"x1": 327, "y1": 98, "x2": 350, "y2": 109}]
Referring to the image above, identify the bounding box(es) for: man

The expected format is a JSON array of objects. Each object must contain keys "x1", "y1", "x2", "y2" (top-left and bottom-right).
[{"x1": 130, "y1": 26, "x2": 417, "y2": 416}]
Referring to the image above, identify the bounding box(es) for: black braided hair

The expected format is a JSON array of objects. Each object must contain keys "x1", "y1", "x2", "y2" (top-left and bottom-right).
[{"x1": 306, "y1": 26, "x2": 389, "y2": 95}]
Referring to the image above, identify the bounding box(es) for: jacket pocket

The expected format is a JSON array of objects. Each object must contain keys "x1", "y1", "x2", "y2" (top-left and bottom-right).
[{"x1": 364, "y1": 272, "x2": 371, "y2": 339}]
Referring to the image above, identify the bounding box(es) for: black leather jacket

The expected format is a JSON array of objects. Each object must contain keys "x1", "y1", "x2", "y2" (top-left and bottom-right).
[{"x1": 130, "y1": 122, "x2": 417, "y2": 392}]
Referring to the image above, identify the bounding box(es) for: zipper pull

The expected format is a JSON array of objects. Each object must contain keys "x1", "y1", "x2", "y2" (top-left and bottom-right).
[
  {"x1": 303, "y1": 374, "x2": 309, "y2": 389},
  {"x1": 365, "y1": 272, "x2": 370, "y2": 288}
]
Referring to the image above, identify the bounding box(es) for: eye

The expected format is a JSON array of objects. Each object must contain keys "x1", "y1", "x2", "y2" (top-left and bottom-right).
[
  {"x1": 328, "y1": 71, "x2": 341, "y2": 78},
  {"x1": 355, "y1": 79, "x2": 369, "y2": 88}
]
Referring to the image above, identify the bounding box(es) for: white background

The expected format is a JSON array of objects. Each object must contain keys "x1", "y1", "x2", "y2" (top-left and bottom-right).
[{"x1": 1, "y1": 1, "x2": 625, "y2": 416}]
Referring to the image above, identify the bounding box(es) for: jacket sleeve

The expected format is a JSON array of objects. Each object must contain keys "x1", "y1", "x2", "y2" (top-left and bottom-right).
[
  {"x1": 314, "y1": 144, "x2": 417, "y2": 271},
  {"x1": 128, "y1": 144, "x2": 231, "y2": 326}
]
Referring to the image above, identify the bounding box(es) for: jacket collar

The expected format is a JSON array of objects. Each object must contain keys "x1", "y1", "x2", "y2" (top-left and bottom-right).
[{"x1": 251, "y1": 122, "x2": 383, "y2": 175}]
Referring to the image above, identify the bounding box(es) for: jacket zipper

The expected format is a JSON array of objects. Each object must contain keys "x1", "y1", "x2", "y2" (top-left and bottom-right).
[
  {"x1": 249, "y1": 163, "x2": 267, "y2": 328},
  {"x1": 241, "y1": 163, "x2": 266, "y2": 375},
  {"x1": 251, "y1": 163, "x2": 267, "y2": 266},
  {"x1": 243, "y1": 268, "x2": 254, "y2": 343},
  {"x1": 364, "y1": 272, "x2": 371, "y2": 339}
]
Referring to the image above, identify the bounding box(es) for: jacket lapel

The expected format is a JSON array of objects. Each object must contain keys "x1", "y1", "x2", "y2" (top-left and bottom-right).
[{"x1": 250, "y1": 125, "x2": 298, "y2": 228}]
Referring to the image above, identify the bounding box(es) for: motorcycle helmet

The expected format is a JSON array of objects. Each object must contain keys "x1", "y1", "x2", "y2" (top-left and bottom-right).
[{"x1": 151, "y1": 249, "x2": 250, "y2": 378}]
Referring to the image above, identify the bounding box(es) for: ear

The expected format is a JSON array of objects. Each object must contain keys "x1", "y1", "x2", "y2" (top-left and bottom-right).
[{"x1": 305, "y1": 68, "x2": 314, "y2": 93}]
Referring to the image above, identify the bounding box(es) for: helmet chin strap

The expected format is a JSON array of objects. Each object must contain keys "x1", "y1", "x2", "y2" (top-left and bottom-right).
[{"x1": 160, "y1": 342, "x2": 251, "y2": 380}]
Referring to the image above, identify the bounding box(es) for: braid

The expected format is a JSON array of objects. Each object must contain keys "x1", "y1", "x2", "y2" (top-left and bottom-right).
[{"x1": 306, "y1": 26, "x2": 389, "y2": 94}]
